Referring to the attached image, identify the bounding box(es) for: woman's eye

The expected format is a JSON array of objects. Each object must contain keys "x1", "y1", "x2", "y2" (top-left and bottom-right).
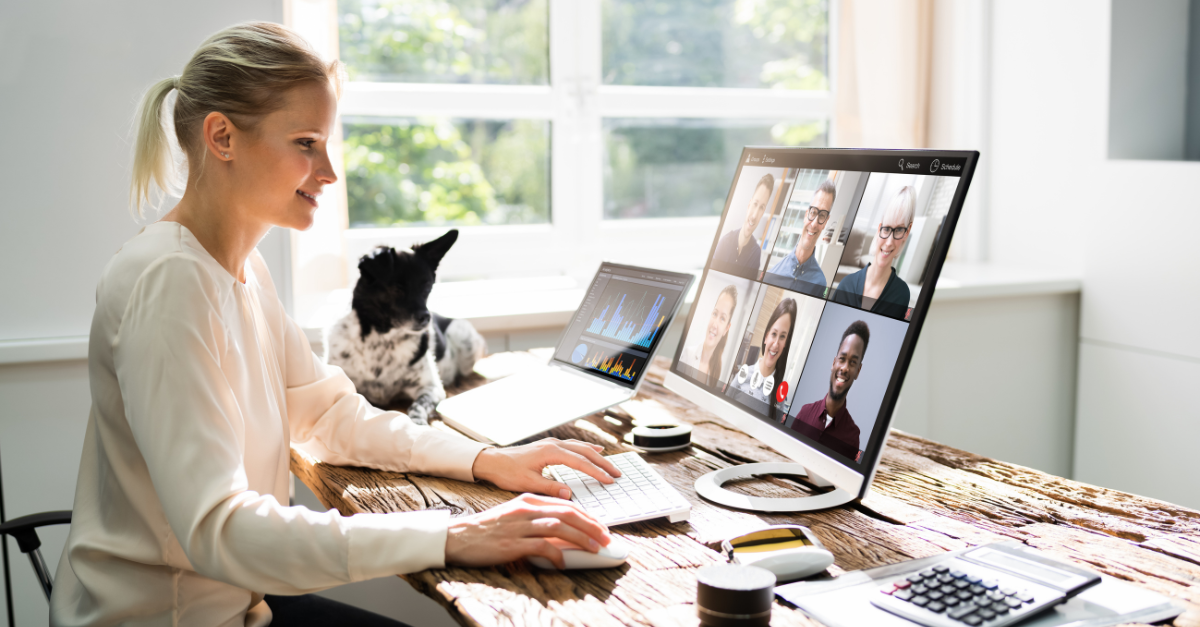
[{"x1": 298, "y1": 139, "x2": 316, "y2": 149}]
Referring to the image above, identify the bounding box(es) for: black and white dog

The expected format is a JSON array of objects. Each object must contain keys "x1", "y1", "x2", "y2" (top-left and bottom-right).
[{"x1": 326, "y1": 230, "x2": 486, "y2": 425}]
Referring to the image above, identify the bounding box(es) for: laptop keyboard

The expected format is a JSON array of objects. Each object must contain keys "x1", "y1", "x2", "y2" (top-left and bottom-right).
[{"x1": 549, "y1": 452, "x2": 691, "y2": 525}]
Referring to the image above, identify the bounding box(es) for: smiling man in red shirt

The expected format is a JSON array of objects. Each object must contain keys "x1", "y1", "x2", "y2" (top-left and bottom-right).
[{"x1": 789, "y1": 320, "x2": 869, "y2": 460}]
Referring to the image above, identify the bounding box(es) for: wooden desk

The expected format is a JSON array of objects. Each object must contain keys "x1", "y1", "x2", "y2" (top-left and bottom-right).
[{"x1": 291, "y1": 352, "x2": 1200, "y2": 627}]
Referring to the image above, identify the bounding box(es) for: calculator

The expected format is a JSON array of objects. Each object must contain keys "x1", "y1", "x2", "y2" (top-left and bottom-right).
[{"x1": 871, "y1": 543, "x2": 1101, "y2": 627}]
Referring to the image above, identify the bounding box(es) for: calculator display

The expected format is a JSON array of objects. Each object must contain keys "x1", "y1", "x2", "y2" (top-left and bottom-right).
[{"x1": 966, "y1": 548, "x2": 1090, "y2": 589}]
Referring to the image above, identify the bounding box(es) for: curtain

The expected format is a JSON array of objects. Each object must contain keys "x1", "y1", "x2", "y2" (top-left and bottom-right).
[{"x1": 834, "y1": 0, "x2": 934, "y2": 148}]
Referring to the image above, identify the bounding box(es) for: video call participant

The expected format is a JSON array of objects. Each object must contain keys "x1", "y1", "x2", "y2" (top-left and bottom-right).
[
  {"x1": 790, "y1": 320, "x2": 869, "y2": 460},
  {"x1": 832, "y1": 186, "x2": 915, "y2": 320},
  {"x1": 713, "y1": 173, "x2": 775, "y2": 273},
  {"x1": 766, "y1": 178, "x2": 835, "y2": 297},
  {"x1": 680, "y1": 284, "x2": 738, "y2": 388},
  {"x1": 728, "y1": 298, "x2": 796, "y2": 421}
]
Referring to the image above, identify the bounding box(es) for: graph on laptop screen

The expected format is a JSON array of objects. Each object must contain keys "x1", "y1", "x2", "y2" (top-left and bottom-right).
[
  {"x1": 668, "y1": 148, "x2": 977, "y2": 496},
  {"x1": 554, "y1": 263, "x2": 691, "y2": 387}
]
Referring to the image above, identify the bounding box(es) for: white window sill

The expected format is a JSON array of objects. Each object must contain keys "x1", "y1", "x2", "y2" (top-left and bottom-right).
[{"x1": 0, "y1": 263, "x2": 1082, "y2": 366}]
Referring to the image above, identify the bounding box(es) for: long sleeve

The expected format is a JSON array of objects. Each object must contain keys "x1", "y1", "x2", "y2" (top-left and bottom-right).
[{"x1": 112, "y1": 254, "x2": 461, "y2": 594}]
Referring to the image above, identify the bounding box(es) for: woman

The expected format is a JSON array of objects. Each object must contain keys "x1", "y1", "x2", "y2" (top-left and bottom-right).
[
  {"x1": 51, "y1": 23, "x2": 618, "y2": 627},
  {"x1": 681, "y1": 284, "x2": 738, "y2": 387},
  {"x1": 727, "y1": 298, "x2": 797, "y2": 421},
  {"x1": 832, "y1": 186, "x2": 915, "y2": 320}
]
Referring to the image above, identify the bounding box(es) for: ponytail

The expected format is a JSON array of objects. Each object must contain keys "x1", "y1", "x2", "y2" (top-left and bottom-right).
[{"x1": 130, "y1": 77, "x2": 181, "y2": 217}]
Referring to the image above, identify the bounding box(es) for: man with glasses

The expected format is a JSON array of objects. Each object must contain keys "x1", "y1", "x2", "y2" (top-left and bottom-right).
[
  {"x1": 765, "y1": 178, "x2": 836, "y2": 297},
  {"x1": 832, "y1": 186, "x2": 916, "y2": 321}
]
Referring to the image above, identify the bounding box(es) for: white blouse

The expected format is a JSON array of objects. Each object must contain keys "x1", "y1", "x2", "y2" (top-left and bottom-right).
[{"x1": 50, "y1": 222, "x2": 489, "y2": 627}]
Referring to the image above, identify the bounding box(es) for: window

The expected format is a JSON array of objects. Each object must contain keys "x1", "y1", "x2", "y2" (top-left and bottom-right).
[{"x1": 289, "y1": 0, "x2": 833, "y2": 291}]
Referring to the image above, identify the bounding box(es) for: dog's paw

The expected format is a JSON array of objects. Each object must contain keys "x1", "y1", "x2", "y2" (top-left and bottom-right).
[{"x1": 407, "y1": 405, "x2": 430, "y2": 426}]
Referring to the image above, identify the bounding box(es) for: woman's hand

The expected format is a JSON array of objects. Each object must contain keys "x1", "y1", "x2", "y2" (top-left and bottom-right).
[
  {"x1": 445, "y1": 493, "x2": 611, "y2": 569},
  {"x1": 471, "y1": 438, "x2": 621, "y2": 499}
]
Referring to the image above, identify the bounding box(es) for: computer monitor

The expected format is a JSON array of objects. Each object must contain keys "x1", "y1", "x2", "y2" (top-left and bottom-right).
[{"x1": 664, "y1": 147, "x2": 978, "y2": 511}]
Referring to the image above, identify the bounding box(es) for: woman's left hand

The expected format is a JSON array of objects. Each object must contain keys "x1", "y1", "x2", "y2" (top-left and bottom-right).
[{"x1": 471, "y1": 438, "x2": 622, "y2": 499}]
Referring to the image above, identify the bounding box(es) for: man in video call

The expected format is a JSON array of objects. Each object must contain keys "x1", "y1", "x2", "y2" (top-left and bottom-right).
[
  {"x1": 789, "y1": 320, "x2": 868, "y2": 460},
  {"x1": 713, "y1": 173, "x2": 775, "y2": 273},
  {"x1": 766, "y1": 178, "x2": 835, "y2": 297}
]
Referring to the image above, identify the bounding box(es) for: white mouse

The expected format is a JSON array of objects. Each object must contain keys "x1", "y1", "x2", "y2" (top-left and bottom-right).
[{"x1": 527, "y1": 538, "x2": 629, "y2": 570}]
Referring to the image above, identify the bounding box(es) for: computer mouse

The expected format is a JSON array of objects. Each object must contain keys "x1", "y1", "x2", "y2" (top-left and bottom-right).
[{"x1": 527, "y1": 538, "x2": 629, "y2": 570}]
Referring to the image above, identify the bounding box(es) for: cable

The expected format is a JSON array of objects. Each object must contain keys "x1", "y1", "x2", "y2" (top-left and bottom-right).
[{"x1": 1, "y1": 443, "x2": 14, "y2": 627}]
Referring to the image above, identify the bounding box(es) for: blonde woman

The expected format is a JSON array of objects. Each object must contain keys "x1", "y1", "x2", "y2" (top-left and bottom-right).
[
  {"x1": 51, "y1": 23, "x2": 619, "y2": 627},
  {"x1": 832, "y1": 186, "x2": 916, "y2": 320}
]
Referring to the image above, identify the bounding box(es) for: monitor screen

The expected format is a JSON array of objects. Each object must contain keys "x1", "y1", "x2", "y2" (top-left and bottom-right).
[
  {"x1": 670, "y1": 148, "x2": 976, "y2": 484},
  {"x1": 554, "y1": 262, "x2": 693, "y2": 388}
]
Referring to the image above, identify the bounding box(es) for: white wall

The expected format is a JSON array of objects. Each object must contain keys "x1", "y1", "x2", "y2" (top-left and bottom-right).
[{"x1": 989, "y1": 1, "x2": 1200, "y2": 508}]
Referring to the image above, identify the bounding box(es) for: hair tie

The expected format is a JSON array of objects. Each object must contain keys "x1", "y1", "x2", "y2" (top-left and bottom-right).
[{"x1": 172, "y1": 76, "x2": 180, "y2": 90}]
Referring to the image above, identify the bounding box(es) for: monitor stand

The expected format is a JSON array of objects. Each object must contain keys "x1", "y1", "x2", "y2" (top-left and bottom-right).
[{"x1": 694, "y1": 462, "x2": 855, "y2": 512}]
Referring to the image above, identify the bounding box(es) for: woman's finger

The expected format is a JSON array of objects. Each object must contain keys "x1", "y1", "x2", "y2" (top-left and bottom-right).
[
  {"x1": 520, "y1": 538, "x2": 566, "y2": 570},
  {"x1": 530, "y1": 516, "x2": 603, "y2": 553},
  {"x1": 558, "y1": 440, "x2": 621, "y2": 478},
  {"x1": 546, "y1": 448, "x2": 617, "y2": 486},
  {"x1": 514, "y1": 496, "x2": 610, "y2": 543}
]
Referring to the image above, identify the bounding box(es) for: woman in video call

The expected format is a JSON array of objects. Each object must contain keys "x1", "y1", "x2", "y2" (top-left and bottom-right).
[
  {"x1": 681, "y1": 285, "x2": 738, "y2": 387},
  {"x1": 728, "y1": 298, "x2": 797, "y2": 421},
  {"x1": 52, "y1": 23, "x2": 620, "y2": 626},
  {"x1": 832, "y1": 185, "x2": 915, "y2": 320}
]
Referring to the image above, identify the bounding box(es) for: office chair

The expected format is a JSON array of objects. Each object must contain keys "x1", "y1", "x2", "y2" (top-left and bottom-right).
[{"x1": 0, "y1": 443, "x2": 71, "y2": 624}]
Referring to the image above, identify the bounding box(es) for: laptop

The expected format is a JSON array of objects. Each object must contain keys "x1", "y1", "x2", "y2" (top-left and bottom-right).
[{"x1": 436, "y1": 262, "x2": 695, "y2": 446}]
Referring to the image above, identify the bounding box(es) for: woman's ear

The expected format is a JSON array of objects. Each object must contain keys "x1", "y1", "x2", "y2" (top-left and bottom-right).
[{"x1": 202, "y1": 111, "x2": 235, "y2": 161}]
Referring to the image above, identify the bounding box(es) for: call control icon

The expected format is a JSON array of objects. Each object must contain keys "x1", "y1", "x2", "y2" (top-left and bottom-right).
[
  {"x1": 930, "y1": 159, "x2": 940, "y2": 173},
  {"x1": 898, "y1": 158, "x2": 905, "y2": 171}
]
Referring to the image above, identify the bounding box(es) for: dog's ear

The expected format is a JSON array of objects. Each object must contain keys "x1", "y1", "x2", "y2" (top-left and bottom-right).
[
  {"x1": 358, "y1": 246, "x2": 396, "y2": 284},
  {"x1": 412, "y1": 229, "x2": 458, "y2": 269}
]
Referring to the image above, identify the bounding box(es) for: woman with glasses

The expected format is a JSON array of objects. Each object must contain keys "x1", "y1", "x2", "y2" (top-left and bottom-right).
[
  {"x1": 765, "y1": 179, "x2": 836, "y2": 297},
  {"x1": 831, "y1": 186, "x2": 916, "y2": 320}
]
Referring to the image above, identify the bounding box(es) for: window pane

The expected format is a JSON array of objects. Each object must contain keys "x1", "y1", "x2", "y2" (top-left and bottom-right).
[
  {"x1": 339, "y1": 0, "x2": 549, "y2": 85},
  {"x1": 602, "y1": 0, "x2": 828, "y2": 89},
  {"x1": 603, "y1": 118, "x2": 826, "y2": 219},
  {"x1": 344, "y1": 117, "x2": 550, "y2": 227}
]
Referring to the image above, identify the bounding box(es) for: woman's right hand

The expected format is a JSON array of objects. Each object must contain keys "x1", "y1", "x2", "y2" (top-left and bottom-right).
[{"x1": 444, "y1": 493, "x2": 612, "y2": 569}]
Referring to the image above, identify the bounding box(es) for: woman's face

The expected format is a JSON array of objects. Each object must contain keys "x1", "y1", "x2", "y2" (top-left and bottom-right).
[
  {"x1": 760, "y1": 313, "x2": 792, "y2": 373},
  {"x1": 232, "y1": 80, "x2": 339, "y2": 231},
  {"x1": 704, "y1": 293, "x2": 735, "y2": 351},
  {"x1": 872, "y1": 210, "x2": 912, "y2": 268}
]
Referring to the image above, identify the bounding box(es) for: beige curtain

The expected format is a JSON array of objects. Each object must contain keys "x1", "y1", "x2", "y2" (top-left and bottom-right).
[{"x1": 835, "y1": 0, "x2": 934, "y2": 148}]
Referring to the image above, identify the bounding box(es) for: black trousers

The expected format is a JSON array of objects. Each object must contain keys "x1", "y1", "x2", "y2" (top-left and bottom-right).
[{"x1": 265, "y1": 594, "x2": 413, "y2": 627}]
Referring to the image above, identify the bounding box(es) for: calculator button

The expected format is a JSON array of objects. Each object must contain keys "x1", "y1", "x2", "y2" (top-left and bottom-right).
[
  {"x1": 947, "y1": 602, "x2": 979, "y2": 620},
  {"x1": 1000, "y1": 587, "x2": 1017, "y2": 596},
  {"x1": 952, "y1": 579, "x2": 970, "y2": 589},
  {"x1": 965, "y1": 575, "x2": 982, "y2": 585},
  {"x1": 986, "y1": 590, "x2": 1006, "y2": 602},
  {"x1": 928, "y1": 591, "x2": 945, "y2": 601},
  {"x1": 968, "y1": 585, "x2": 985, "y2": 595},
  {"x1": 943, "y1": 596, "x2": 961, "y2": 607},
  {"x1": 928, "y1": 601, "x2": 947, "y2": 613},
  {"x1": 978, "y1": 609, "x2": 996, "y2": 621},
  {"x1": 1004, "y1": 597, "x2": 1023, "y2": 608},
  {"x1": 894, "y1": 581, "x2": 911, "y2": 589},
  {"x1": 990, "y1": 602, "x2": 1010, "y2": 614},
  {"x1": 949, "y1": 569, "x2": 966, "y2": 578},
  {"x1": 937, "y1": 574, "x2": 955, "y2": 584},
  {"x1": 894, "y1": 590, "x2": 914, "y2": 601},
  {"x1": 963, "y1": 616, "x2": 983, "y2": 626},
  {"x1": 980, "y1": 579, "x2": 999, "y2": 590},
  {"x1": 907, "y1": 574, "x2": 925, "y2": 584},
  {"x1": 911, "y1": 595, "x2": 930, "y2": 607},
  {"x1": 1017, "y1": 592, "x2": 1035, "y2": 604},
  {"x1": 912, "y1": 584, "x2": 929, "y2": 595},
  {"x1": 933, "y1": 565, "x2": 950, "y2": 573},
  {"x1": 920, "y1": 569, "x2": 937, "y2": 578},
  {"x1": 956, "y1": 590, "x2": 974, "y2": 601},
  {"x1": 940, "y1": 585, "x2": 957, "y2": 595}
]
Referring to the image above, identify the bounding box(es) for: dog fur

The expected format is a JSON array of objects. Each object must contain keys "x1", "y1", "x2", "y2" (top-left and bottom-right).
[{"x1": 325, "y1": 230, "x2": 486, "y2": 425}]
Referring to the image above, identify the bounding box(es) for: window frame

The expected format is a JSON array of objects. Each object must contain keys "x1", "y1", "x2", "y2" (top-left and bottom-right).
[{"x1": 305, "y1": 0, "x2": 836, "y2": 285}]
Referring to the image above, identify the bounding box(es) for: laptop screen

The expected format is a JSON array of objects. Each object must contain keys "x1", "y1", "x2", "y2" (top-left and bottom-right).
[{"x1": 552, "y1": 263, "x2": 695, "y2": 389}]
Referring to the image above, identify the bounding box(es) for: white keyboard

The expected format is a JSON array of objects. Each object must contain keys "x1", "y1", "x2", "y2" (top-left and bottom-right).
[{"x1": 549, "y1": 452, "x2": 691, "y2": 525}]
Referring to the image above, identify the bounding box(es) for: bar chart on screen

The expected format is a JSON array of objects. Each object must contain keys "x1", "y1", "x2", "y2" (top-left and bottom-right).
[
  {"x1": 582, "y1": 281, "x2": 678, "y2": 349},
  {"x1": 578, "y1": 344, "x2": 645, "y2": 382}
]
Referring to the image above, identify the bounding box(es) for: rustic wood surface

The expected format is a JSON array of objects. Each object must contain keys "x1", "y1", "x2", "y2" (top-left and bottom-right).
[{"x1": 291, "y1": 351, "x2": 1200, "y2": 627}]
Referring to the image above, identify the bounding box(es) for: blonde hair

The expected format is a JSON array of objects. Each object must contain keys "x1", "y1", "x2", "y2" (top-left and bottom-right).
[
  {"x1": 883, "y1": 185, "x2": 917, "y2": 226},
  {"x1": 130, "y1": 22, "x2": 343, "y2": 216}
]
